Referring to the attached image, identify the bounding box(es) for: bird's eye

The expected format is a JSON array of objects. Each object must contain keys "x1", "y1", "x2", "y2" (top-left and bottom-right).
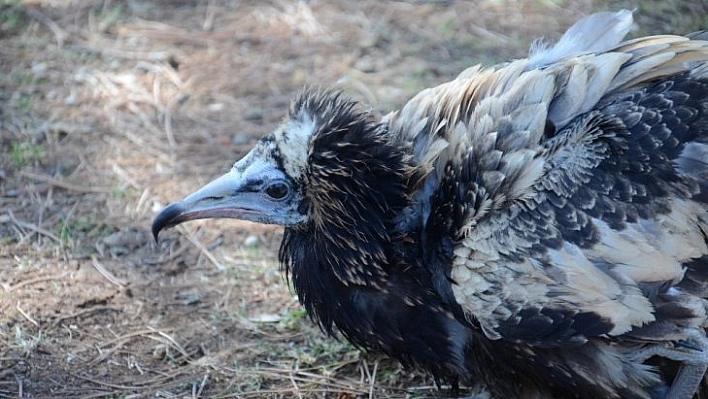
[{"x1": 265, "y1": 182, "x2": 290, "y2": 200}]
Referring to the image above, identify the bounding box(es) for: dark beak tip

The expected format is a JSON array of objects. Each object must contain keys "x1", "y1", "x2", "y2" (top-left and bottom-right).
[
  {"x1": 151, "y1": 226, "x2": 161, "y2": 244},
  {"x1": 151, "y1": 201, "x2": 188, "y2": 244}
]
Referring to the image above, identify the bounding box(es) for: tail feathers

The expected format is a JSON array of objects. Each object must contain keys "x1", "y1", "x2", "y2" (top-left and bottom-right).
[
  {"x1": 610, "y1": 36, "x2": 708, "y2": 93},
  {"x1": 687, "y1": 31, "x2": 708, "y2": 41},
  {"x1": 528, "y1": 10, "x2": 633, "y2": 69}
]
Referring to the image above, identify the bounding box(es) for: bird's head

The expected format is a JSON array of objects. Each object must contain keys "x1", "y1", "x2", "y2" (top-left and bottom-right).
[{"x1": 152, "y1": 89, "x2": 411, "y2": 241}]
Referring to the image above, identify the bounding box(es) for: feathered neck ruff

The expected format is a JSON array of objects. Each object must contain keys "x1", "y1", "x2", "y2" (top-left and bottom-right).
[{"x1": 279, "y1": 90, "x2": 413, "y2": 334}]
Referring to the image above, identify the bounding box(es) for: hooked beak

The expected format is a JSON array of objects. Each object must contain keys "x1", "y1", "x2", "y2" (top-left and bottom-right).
[
  {"x1": 152, "y1": 171, "x2": 242, "y2": 241},
  {"x1": 152, "y1": 162, "x2": 304, "y2": 242}
]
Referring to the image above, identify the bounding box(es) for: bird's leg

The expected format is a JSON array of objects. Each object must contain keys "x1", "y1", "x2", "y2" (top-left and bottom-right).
[
  {"x1": 631, "y1": 329, "x2": 708, "y2": 399},
  {"x1": 668, "y1": 360, "x2": 707, "y2": 399},
  {"x1": 665, "y1": 329, "x2": 708, "y2": 399}
]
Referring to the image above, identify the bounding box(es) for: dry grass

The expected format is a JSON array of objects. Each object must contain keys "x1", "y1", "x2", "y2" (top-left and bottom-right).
[{"x1": 0, "y1": 0, "x2": 706, "y2": 397}]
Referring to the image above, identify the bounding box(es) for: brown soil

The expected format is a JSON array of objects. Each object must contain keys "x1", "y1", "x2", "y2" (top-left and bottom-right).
[{"x1": 1, "y1": 1, "x2": 705, "y2": 398}]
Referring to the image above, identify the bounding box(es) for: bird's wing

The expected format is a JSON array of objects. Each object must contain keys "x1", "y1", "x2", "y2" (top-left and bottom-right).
[
  {"x1": 387, "y1": 11, "x2": 708, "y2": 347},
  {"x1": 450, "y1": 104, "x2": 708, "y2": 346},
  {"x1": 450, "y1": 39, "x2": 708, "y2": 347}
]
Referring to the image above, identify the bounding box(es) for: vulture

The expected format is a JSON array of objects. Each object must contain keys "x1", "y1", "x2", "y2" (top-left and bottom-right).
[{"x1": 153, "y1": 10, "x2": 708, "y2": 399}]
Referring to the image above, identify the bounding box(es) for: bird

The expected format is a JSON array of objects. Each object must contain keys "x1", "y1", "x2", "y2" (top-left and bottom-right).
[{"x1": 153, "y1": 10, "x2": 708, "y2": 399}]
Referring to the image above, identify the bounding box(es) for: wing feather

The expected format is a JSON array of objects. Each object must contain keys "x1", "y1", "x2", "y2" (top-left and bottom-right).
[{"x1": 386, "y1": 12, "x2": 708, "y2": 347}]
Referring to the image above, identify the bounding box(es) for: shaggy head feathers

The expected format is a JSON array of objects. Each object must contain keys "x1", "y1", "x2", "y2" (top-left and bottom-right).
[{"x1": 279, "y1": 90, "x2": 412, "y2": 232}]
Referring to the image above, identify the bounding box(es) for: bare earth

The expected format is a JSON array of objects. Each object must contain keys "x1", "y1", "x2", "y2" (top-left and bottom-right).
[{"x1": 1, "y1": 1, "x2": 706, "y2": 398}]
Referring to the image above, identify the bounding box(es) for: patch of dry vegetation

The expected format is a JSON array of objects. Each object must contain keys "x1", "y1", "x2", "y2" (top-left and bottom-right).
[{"x1": 0, "y1": 0, "x2": 705, "y2": 397}]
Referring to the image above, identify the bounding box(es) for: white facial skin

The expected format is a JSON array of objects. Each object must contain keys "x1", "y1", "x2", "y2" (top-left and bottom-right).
[{"x1": 152, "y1": 111, "x2": 320, "y2": 236}]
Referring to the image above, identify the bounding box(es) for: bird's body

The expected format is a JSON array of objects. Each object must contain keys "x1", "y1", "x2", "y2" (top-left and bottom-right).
[{"x1": 153, "y1": 11, "x2": 708, "y2": 398}]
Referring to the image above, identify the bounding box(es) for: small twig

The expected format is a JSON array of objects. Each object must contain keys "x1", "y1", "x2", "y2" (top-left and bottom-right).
[
  {"x1": 111, "y1": 162, "x2": 141, "y2": 190},
  {"x1": 146, "y1": 239, "x2": 189, "y2": 265},
  {"x1": 149, "y1": 328, "x2": 191, "y2": 360},
  {"x1": 36, "y1": 186, "x2": 53, "y2": 247},
  {"x1": 8, "y1": 274, "x2": 64, "y2": 292},
  {"x1": 136, "y1": 187, "x2": 151, "y2": 217},
  {"x1": 88, "y1": 329, "x2": 183, "y2": 367},
  {"x1": 58, "y1": 201, "x2": 79, "y2": 248},
  {"x1": 88, "y1": 330, "x2": 156, "y2": 367},
  {"x1": 19, "y1": 171, "x2": 112, "y2": 194},
  {"x1": 289, "y1": 370, "x2": 304, "y2": 399},
  {"x1": 6, "y1": 211, "x2": 63, "y2": 244},
  {"x1": 72, "y1": 39, "x2": 175, "y2": 62},
  {"x1": 26, "y1": 8, "x2": 67, "y2": 47},
  {"x1": 163, "y1": 102, "x2": 177, "y2": 149},
  {"x1": 53, "y1": 305, "x2": 120, "y2": 326},
  {"x1": 16, "y1": 303, "x2": 39, "y2": 327},
  {"x1": 178, "y1": 226, "x2": 223, "y2": 270},
  {"x1": 202, "y1": 0, "x2": 216, "y2": 31},
  {"x1": 96, "y1": 328, "x2": 175, "y2": 349},
  {"x1": 245, "y1": 367, "x2": 371, "y2": 392},
  {"x1": 368, "y1": 359, "x2": 378, "y2": 399},
  {"x1": 72, "y1": 374, "x2": 142, "y2": 390},
  {"x1": 91, "y1": 257, "x2": 128, "y2": 287},
  {"x1": 194, "y1": 373, "x2": 209, "y2": 399}
]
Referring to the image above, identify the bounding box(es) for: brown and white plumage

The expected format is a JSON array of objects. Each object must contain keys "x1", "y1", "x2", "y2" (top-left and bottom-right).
[{"x1": 153, "y1": 11, "x2": 708, "y2": 398}]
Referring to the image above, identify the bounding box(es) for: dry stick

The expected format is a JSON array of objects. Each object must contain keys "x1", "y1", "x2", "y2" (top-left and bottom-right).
[
  {"x1": 234, "y1": 386, "x2": 378, "y2": 399},
  {"x1": 289, "y1": 370, "x2": 304, "y2": 399},
  {"x1": 72, "y1": 40, "x2": 173, "y2": 62},
  {"x1": 146, "y1": 239, "x2": 190, "y2": 265},
  {"x1": 25, "y1": 8, "x2": 67, "y2": 47},
  {"x1": 359, "y1": 358, "x2": 368, "y2": 385},
  {"x1": 58, "y1": 201, "x2": 79, "y2": 250},
  {"x1": 7, "y1": 211, "x2": 63, "y2": 244},
  {"x1": 87, "y1": 328, "x2": 175, "y2": 366},
  {"x1": 19, "y1": 171, "x2": 112, "y2": 194},
  {"x1": 146, "y1": 69, "x2": 177, "y2": 149},
  {"x1": 53, "y1": 305, "x2": 121, "y2": 326},
  {"x1": 8, "y1": 274, "x2": 64, "y2": 292},
  {"x1": 91, "y1": 257, "x2": 128, "y2": 287},
  {"x1": 111, "y1": 162, "x2": 141, "y2": 191},
  {"x1": 56, "y1": 385, "x2": 139, "y2": 399},
  {"x1": 105, "y1": 120, "x2": 172, "y2": 161},
  {"x1": 163, "y1": 102, "x2": 177, "y2": 149},
  {"x1": 87, "y1": 340, "x2": 128, "y2": 367},
  {"x1": 251, "y1": 368, "x2": 368, "y2": 392},
  {"x1": 136, "y1": 187, "x2": 151, "y2": 218},
  {"x1": 75, "y1": 391, "x2": 114, "y2": 399},
  {"x1": 148, "y1": 328, "x2": 191, "y2": 360},
  {"x1": 128, "y1": 370, "x2": 186, "y2": 386},
  {"x1": 96, "y1": 328, "x2": 175, "y2": 349},
  {"x1": 72, "y1": 374, "x2": 142, "y2": 390},
  {"x1": 227, "y1": 389, "x2": 316, "y2": 398},
  {"x1": 15, "y1": 303, "x2": 39, "y2": 327},
  {"x1": 324, "y1": 358, "x2": 360, "y2": 374},
  {"x1": 368, "y1": 360, "x2": 378, "y2": 399},
  {"x1": 178, "y1": 226, "x2": 223, "y2": 270},
  {"x1": 194, "y1": 374, "x2": 209, "y2": 399},
  {"x1": 37, "y1": 186, "x2": 53, "y2": 247},
  {"x1": 203, "y1": 0, "x2": 216, "y2": 31}
]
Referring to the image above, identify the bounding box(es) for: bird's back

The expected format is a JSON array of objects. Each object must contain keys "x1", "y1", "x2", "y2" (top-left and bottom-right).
[{"x1": 385, "y1": 10, "x2": 708, "y2": 398}]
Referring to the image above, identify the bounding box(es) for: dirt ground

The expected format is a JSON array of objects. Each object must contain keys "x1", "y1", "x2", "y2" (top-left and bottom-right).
[{"x1": 1, "y1": 1, "x2": 706, "y2": 398}]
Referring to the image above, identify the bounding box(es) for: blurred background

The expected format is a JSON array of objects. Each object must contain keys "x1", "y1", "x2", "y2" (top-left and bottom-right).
[{"x1": 1, "y1": 1, "x2": 706, "y2": 397}]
